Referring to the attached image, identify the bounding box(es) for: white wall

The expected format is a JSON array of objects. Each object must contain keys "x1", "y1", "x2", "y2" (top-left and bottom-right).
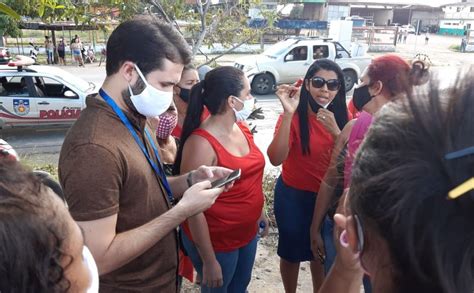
[
  {"x1": 327, "y1": 5, "x2": 351, "y2": 21},
  {"x1": 411, "y1": 10, "x2": 442, "y2": 27},
  {"x1": 443, "y1": 4, "x2": 474, "y2": 19},
  {"x1": 373, "y1": 9, "x2": 394, "y2": 26}
]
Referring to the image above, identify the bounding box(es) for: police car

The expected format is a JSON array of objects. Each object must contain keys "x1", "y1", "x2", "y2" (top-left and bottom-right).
[{"x1": 0, "y1": 56, "x2": 97, "y2": 128}]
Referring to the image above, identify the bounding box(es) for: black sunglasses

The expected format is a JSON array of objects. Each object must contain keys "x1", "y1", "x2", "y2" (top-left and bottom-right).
[{"x1": 310, "y1": 77, "x2": 341, "y2": 91}]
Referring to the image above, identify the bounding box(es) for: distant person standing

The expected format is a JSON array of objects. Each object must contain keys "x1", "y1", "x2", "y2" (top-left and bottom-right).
[
  {"x1": 57, "y1": 37, "x2": 66, "y2": 65},
  {"x1": 44, "y1": 36, "x2": 54, "y2": 64},
  {"x1": 425, "y1": 33, "x2": 429, "y2": 45},
  {"x1": 71, "y1": 38, "x2": 84, "y2": 67},
  {"x1": 403, "y1": 31, "x2": 408, "y2": 43},
  {"x1": 461, "y1": 37, "x2": 467, "y2": 52}
]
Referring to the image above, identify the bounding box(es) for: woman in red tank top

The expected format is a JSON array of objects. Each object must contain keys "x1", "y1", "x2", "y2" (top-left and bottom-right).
[
  {"x1": 267, "y1": 59, "x2": 350, "y2": 293},
  {"x1": 174, "y1": 66, "x2": 268, "y2": 292}
]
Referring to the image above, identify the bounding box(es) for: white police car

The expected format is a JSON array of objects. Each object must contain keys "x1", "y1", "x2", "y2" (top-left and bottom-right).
[{"x1": 0, "y1": 57, "x2": 96, "y2": 128}]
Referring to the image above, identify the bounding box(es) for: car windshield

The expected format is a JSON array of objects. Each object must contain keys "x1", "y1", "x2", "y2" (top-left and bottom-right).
[
  {"x1": 263, "y1": 39, "x2": 298, "y2": 58},
  {"x1": 55, "y1": 70, "x2": 92, "y2": 92}
]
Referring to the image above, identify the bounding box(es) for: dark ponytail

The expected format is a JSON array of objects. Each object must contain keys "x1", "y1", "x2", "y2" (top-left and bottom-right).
[
  {"x1": 173, "y1": 81, "x2": 206, "y2": 175},
  {"x1": 298, "y1": 59, "x2": 348, "y2": 155},
  {"x1": 173, "y1": 66, "x2": 245, "y2": 174}
]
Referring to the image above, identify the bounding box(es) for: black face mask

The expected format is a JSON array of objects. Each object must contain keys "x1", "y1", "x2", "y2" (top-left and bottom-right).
[
  {"x1": 353, "y1": 85, "x2": 375, "y2": 111},
  {"x1": 308, "y1": 96, "x2": 333, "y2": 113},
  {"x1": 178, "y1": 87, "x2": 191, "y2": 103}
]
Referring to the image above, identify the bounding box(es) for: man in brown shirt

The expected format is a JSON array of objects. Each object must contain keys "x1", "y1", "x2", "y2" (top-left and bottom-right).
[{"x1": 59, "y1": 17, "x2": 231, "y2": 292}]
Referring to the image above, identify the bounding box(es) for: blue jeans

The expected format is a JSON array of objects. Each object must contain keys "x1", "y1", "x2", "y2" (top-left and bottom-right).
[
  {"x1": 321, "y1": 216, "x2": 372, "y2": 293},
  {"x1": 321, "y1": 215, "x2": 337, "y2": 274},
  {"x1": 182, "y1": 232, "x2": 258, "y2": 293},
  {"x1": 46, "y1": 50, "x2": 53, "y2": 64}
]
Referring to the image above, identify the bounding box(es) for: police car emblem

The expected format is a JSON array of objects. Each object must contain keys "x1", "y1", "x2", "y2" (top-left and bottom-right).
[{"x1": 13, "y1": 99, "x2": 30, "y2": 116}]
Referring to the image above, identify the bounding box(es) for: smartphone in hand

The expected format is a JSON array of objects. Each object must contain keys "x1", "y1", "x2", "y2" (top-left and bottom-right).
[{"x1": 210, "y1": 169, "x2": 241, "y2": 189}]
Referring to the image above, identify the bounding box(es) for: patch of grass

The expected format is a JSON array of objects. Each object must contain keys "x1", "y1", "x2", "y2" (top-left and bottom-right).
[
  {"x1": 449, "y1": 44, "x2": 461, "y2": 52},
  {"x1": 262, "y1": 170, "x2": 279, "y2": 227},
  {"x1": 22, "y1": 160, "x2": 58, "y2": 180}
]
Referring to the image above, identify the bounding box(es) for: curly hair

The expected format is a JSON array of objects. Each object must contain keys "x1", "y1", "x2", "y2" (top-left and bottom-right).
[{"x1": 0, "y1": 160, "x2": 72, "y2": 292}]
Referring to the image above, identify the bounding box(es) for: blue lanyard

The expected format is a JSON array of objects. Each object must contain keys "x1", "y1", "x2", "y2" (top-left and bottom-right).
[{"x1": 99, "y1": 89, "x2": 174, "y2": 204}]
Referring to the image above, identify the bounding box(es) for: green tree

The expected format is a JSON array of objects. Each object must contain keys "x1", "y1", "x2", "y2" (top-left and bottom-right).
[{"x1": 149, "y1": 0, "x2": 279, "y2": 63}]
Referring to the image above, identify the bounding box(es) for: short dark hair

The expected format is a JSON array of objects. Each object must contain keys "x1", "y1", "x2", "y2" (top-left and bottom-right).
[
  {"x1": 106, "y1": 16, "x2": 192, "y2": 76},
  {"x1": 349, "y1": 71, "x2": 474, "y2": 292},
  {"x1": 0, "y1": 160, "x2": 71, "y2": 292},
  {"x1": 174, "y1": 66, "x2": 245, "y2": 174}
]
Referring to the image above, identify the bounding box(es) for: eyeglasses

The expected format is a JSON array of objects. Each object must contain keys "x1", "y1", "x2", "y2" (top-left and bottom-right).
[
  {"x1": 354, "y1": 214, "x2": 365, "y2": 252},
  {"x1": 310, "y1": 77, "x2": 341, "y2": 91}
]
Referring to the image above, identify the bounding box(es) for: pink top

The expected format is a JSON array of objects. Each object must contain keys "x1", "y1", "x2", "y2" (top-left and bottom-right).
[{"x1": 344, "y1": 111, "x2": 373, "y2": 188}]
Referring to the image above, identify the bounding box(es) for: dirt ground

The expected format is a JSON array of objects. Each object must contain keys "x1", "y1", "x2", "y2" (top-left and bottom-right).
[{"x1": 181, "y1": 234, "x2": 316, "y2": 293}]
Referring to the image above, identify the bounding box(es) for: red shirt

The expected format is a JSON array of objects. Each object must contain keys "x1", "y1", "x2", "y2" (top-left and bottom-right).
[
  {"x1": 275, "y1": 113, "x2": 335, "y2": 193},
  {"x1": 172, "y1": 108, "x2": 210, "y2": 139},
  {"x1": 347, "y1": 98, "x2": 362, "y2": 119},
  {"x1": 183, "y1": 123, "x2": 265, "y2": 252}
]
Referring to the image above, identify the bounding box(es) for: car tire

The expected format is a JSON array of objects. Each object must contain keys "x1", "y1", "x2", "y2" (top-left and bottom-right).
[
  {"x1": 251, "y1": 73, "x2": 275, "y2": 95},
  {"x1": 343, "y1": 70, "x2": 357, "y2": 92}
]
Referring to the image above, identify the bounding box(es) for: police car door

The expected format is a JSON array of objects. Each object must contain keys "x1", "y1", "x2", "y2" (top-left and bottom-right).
[
  {"x1": 33, "y1": 76, "x2": 82, "y2": 126},
  {"x1": 0, "y1": 75, "x2": 39, "y2": 127}
]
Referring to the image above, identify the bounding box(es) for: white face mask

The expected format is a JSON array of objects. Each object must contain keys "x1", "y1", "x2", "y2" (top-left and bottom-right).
[
  {"x1": 319, "y1": 102, "x2": 330, "y2": 109},
  {"x1": 232, "y1": 96, "x2": 254, "y2": 122},
  {"x1": 83, "y1": 246, "x2": 99, "y2": 293},
  {"x1": 128, "y1": 64, "x2": 173, "y2": 118}
]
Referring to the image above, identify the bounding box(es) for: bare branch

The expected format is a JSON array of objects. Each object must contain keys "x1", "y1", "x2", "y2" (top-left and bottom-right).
[{"x1": 192, "y1": 0, "x2": 212, "y2": 57}]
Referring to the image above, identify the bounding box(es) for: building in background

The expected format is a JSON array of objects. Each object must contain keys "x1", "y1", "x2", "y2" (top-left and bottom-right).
[
  {"x1": 439, "y1": 0, "x2": 474, "y2": 35},
  {"x1": 287, "y1": 0, "x2": 442, "y2": 30}
]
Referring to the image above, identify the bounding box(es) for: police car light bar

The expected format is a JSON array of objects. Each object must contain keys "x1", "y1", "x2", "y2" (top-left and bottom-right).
[{"x1": 8, "y1": 55, "x2": 35, "y2": 70}]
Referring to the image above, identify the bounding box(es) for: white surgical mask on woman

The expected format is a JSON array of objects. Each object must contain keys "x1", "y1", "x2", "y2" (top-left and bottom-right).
[
  {"x1": 128, "y1": 64, "x2": 173, "y2": 118},
  {"x1": 232, "y1": 96, "x2": 254, "y2": 122},
  {"x1": 82, "y1": 246, "x2": 99, "y2": 293}
]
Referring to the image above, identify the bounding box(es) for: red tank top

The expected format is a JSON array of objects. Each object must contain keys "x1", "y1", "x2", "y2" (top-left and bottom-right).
[
  {"x1": 275, "y1": 113, "x2": 335, "y2": 193},
  {"x1": 183, "y1": 123, "x2": 265, "y2": 252}
]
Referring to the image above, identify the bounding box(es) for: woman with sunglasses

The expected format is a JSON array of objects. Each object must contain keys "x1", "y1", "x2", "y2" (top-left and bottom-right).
[
  {"x1": 321, "y1": 72, "x2": 474, "y2": 293},
  {"x1": 310, "y1": 55, "x2": 429, "y2": 293},
  {"x1": 267, "y1": 59, "x2": 349, "y2": 293}
]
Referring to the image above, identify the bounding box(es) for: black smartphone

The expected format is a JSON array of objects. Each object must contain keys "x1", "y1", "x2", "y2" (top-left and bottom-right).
[{"x1": 210, "y1": 169, "x2": 241, "y2": 189}]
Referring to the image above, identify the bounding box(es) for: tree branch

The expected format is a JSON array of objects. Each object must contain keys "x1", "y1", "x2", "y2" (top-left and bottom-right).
[
  {"x1": 148, "y1": 0, "x2": 209, "y2": 60},
  {"x1": 192, "y1": 0, "x2": 211, "y2": 57}
]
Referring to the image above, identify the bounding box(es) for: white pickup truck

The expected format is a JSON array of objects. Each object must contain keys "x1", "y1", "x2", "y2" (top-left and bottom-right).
[{"x1": 234, "y1": 37, "x2": 372, "y2": 95}]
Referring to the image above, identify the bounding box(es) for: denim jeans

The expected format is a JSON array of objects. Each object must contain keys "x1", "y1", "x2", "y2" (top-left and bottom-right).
[
  {"x1": 181, "y1": 232, "x2": 258, "y2": 293},
  {"x1": 321, "y1": 215, "x2": 337, "y2": 274},
  {"x1": 46, "y1": 50, "x2": 53, "y2": 64},
  {"x1": 321, "y1": 216, "x2": 372, "y2": 293}
]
